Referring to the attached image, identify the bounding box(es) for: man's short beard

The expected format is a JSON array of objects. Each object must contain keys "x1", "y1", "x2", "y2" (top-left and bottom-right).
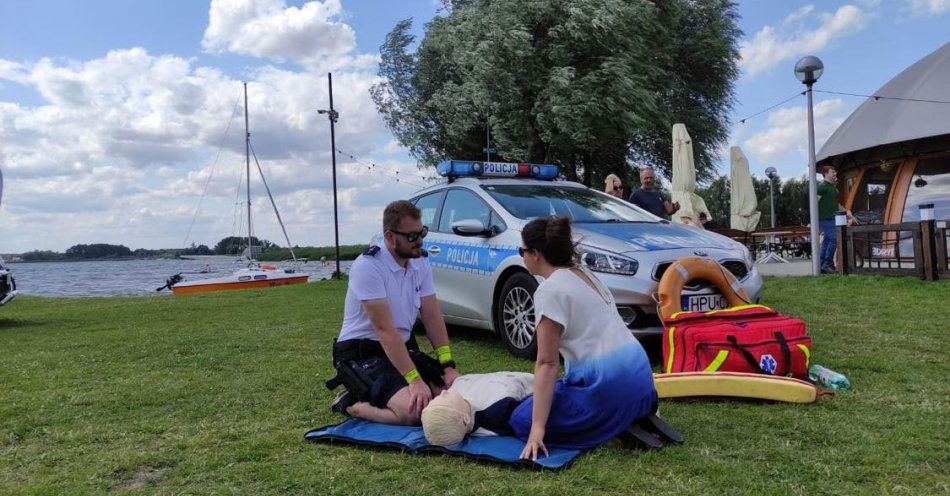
[{"x1": 395, "y1": 244, "x2": 422, "y2": 259}]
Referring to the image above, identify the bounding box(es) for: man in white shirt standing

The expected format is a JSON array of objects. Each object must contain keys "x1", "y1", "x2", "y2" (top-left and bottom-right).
[{"x1": 328, "y1": 200, "x2": 459, "y2": 425}]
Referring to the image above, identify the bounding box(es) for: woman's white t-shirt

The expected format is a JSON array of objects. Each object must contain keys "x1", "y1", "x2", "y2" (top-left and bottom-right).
[{"x1": 532, "y1": 266, "x2": 636, "y2": 364}]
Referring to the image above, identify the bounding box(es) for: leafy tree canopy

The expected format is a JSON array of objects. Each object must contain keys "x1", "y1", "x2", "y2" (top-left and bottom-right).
[
  {"x1": 372, "y1": 0, "x2": 742, "y2": 187},
  {"x1": 65, "y1": 243, "x2": 132, "y2": 259},
  {"x1": 214, "y1": 236, "x2": 275, "y2": 256}
]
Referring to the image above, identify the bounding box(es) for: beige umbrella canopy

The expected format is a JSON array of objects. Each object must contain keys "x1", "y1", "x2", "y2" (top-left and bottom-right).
[
  {"x1": 670, "y1": 123, "x2": 710, "y2": 227},
  {"x1": 729, "y1": 146, "x2": 762, "y2": 231}
]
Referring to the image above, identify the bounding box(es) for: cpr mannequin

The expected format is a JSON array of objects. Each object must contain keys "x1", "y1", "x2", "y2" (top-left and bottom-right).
[
  {"x1": 422, "y1": 372, "x2": 681, "y2": 450},
  {"x1": 421, "y1": 372, "x2": 533, "y2": 446}
]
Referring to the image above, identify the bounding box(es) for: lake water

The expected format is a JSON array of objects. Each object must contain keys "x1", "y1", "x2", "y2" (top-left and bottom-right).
[{"x1": 6, "y1": 256, "x2": 354, "y2": 297}]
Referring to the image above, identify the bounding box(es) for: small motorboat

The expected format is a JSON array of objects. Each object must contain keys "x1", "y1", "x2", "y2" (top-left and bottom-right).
[{"x1": 169, "y1": 265, "x2": 307, "y2": 294}]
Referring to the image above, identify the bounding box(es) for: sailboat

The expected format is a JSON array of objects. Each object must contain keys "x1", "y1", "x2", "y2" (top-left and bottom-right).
[{"x1": 161, "y1": 83, "x2": 308, "y2": 294}]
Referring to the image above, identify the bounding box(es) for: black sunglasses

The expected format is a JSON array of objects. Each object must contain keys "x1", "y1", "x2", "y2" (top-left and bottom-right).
[
  {"x1": 518, "y1": 247, "x2": 528, "y2": 257},
  {"x1": 390, "y1": 226, "x2": 429, "y2": 242}
]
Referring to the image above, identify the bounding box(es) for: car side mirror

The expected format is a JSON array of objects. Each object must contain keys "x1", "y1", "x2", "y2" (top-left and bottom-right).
[{"x1": 452, "y1": 219, "x2": 492, "y2": 237}]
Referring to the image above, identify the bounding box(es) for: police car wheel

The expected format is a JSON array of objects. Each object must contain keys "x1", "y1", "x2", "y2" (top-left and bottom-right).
[{"x1": 494, "y1": 272, "x2": 538, "y2": 359}]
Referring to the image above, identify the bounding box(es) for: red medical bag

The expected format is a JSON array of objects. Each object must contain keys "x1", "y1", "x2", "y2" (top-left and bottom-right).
[{"x1": 661, "y1": 305, "x2": 812, "y2": 379}]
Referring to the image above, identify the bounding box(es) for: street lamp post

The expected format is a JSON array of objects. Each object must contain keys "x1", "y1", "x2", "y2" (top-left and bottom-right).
[
  {"x1": 765, "y1": 166, "x2": 778, "y2": 228},
  {"x1": 795, "y1": 56, "x2": 824, "y2": 276},
  {"x1": 317, "y1": 73, "x2": 341, "y2": 279}
]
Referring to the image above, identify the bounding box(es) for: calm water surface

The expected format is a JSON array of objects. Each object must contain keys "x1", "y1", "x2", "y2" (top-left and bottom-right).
[{"x1": 7, "y1": 256, "x2": 354, "y2": 297}]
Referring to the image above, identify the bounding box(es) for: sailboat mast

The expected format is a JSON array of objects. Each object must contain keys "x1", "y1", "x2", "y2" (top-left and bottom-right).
[{"x1": 244, "y1": 82, "x2": 252, "y2": 260}]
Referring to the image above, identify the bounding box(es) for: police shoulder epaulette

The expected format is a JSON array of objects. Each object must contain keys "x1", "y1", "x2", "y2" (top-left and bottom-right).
[{"x1": 362, "y1": 246, "x2": 380, "y2": 257}]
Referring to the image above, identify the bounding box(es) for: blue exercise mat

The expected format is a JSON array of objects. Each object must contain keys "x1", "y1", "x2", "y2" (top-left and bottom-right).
[{"x1": 304, "y1": 418, "x2": 583, "y2": 471}]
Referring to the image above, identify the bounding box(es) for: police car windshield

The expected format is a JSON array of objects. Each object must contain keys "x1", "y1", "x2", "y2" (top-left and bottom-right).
[{"x1": 481, "y1": 184, "x2": 659, "y2": 223}]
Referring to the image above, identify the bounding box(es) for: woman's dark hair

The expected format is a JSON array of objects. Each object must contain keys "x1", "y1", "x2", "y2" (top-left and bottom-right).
[{"x1": 521, "y1": 216, "x2": 576, "y2": 266}]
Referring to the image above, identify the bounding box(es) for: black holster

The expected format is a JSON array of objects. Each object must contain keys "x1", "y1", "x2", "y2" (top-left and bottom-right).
[{"x1": 325, "y1": 336, "x2": 444, "y2": 400}]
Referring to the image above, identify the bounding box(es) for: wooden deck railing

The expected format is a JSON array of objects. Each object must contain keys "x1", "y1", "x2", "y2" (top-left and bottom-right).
[{"x1": 836, "y1": 219, "x2": 945, "y2": 280}]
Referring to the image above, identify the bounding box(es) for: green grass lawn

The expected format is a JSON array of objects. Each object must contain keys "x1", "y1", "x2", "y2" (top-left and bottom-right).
[{"x1": 1, "y1": 276, "x2": 948, "y2": 495}]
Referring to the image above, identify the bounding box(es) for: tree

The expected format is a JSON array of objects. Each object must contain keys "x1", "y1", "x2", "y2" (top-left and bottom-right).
[
  {"x1": 697, "y1": 175, "x2": 731, "y2": 226},
  {"x1": 214, "y1": 236, "x2": 274, "y2": 255},
  {"x1": 65, "y1": 243, "x2": 133, "y2": 259},
  {"x1": 181, "y1": 243, "x2": 214, "y2": 256},
  {"x1": 696, "y1": 172, "x2": 812, "y2": 228},
  {"x1": 20, "y1": 250, "x2": 62, "y2": 261},
  {"x1": 752, "y1": 176, "x2": 772, "y2": 225},
  {"x1": 777, "y1": 176, "x2": 809, "y2": 226},
  {"x1": 372, "y1": 0, "x2": 741, "y2": 186}
]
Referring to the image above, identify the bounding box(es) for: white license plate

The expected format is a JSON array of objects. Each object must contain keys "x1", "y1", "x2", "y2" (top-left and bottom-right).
[{"x1": 680, "y1": 293, "x2": 727, "y2": 313}]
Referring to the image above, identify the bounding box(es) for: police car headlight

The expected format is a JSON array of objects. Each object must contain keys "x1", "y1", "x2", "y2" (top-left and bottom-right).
[{"x1": 578, "y1": 245, "x2": 639, "y2": 276}]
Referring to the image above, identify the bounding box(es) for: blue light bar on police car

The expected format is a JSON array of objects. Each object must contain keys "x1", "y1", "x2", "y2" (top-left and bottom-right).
[{"x1": 436, "y1": 160, "x2": 559, "y2": 180}]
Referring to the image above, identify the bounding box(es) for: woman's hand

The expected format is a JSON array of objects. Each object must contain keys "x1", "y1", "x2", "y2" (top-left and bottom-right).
[{"x1": 520, "y1": 429, "x2": 549, "y2": 461}]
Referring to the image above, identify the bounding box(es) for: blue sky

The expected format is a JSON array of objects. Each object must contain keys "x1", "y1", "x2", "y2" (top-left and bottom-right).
[{"x1": 0, "y1": 0, "x2": 948, "y2": 252}]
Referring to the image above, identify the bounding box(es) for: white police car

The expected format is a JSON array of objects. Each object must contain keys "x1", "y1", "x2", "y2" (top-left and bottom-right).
[{"x1": 406, "y1": 160, "x2": 762, "y2": 358}]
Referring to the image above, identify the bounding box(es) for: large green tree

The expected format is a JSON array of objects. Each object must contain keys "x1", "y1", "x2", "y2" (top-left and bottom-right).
[
  {"x1": 372, "y1": 0, "x2": 741, "y2": 186},
  {"x1": 214, "y1": 236, "x2": 275, "y2": 256},
  {"x1": 697, "y1": 175, "x2": 731, "y2": 226}
]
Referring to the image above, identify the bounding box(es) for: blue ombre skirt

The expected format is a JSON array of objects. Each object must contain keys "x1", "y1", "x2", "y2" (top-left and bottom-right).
[{"x1": 508, "y1": 343, "x2": 657, "y2": 450}]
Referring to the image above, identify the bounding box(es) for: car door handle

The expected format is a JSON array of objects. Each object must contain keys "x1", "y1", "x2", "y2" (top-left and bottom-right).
[{"x1": 427, "y1": 245, "x2": 441, "y2": 256}]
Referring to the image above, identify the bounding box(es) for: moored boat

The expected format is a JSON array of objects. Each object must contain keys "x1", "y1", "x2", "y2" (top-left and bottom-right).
[
  {"x1": 159, "y1": 82, "x2": 308, "y2": 294},
  {"x1": 170, "y1": 266, "x2": 307, "y2": 294}
]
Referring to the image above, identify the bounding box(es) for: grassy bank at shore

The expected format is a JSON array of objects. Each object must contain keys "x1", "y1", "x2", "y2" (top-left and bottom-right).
[{"x1": 1, "y1": 277, "x2": 948, "y2": 494}]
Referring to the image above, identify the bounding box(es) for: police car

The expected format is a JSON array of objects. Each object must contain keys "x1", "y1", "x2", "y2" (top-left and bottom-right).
[{"x1": 404, "y1": 160, "x2": 762, "y2": 358}]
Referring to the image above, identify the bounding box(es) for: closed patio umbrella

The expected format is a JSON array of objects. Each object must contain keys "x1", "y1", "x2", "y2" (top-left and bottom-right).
[
  {"x1": 729, "y1": 146, "x2": 762, "y2": 231},
  {"x1": 670, "y1": 123, "x2": 710, "y2": 227}
]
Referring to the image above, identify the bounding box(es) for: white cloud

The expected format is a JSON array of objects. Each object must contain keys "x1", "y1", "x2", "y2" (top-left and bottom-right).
[
  {"x1": 782, "y1": 5, "x2": 815, "y2": 25},
  {"x1": 0, "y1": 48, "x2": 426, "y2": 252},
  {"x1": 202, "y1": 0, "x2": 356, "y2": 66},
  {"x1": 0, "y1": 60, "x2": 30, "y2": 84},
  {"x1": 742, "y1": 99, "x2": 848, "y2": 163},
  {"x1": 0, "y1": 0, "x2": 449, "y2": 253},
  {"x1": 740, "y1": 4, "x2": 869, "y2": 77},
  {"x1": 908, "y1": 0, "x2": 950, "y2": 15}
]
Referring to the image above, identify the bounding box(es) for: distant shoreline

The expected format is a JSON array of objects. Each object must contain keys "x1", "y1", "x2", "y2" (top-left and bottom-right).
[
  {"x1": 7, "y1": 256, "x2": 180, "y2": 263},
  {"x1": 4, "y1": 244, "x2": 369, "y2": 264}
]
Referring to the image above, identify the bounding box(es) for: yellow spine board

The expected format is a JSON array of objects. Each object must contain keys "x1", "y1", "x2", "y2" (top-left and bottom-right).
[{"x1": 654, "y1": 372, "x2": 817, "y2": 404}]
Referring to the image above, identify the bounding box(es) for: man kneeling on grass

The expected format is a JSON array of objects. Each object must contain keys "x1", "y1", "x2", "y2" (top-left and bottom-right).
[{"x1": 328, "y1": 200, "x2": 458, "y2": 425}]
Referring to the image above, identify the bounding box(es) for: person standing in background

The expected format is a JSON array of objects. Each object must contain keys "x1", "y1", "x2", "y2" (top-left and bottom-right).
[
  {"x1": 817, "y1": 166, "x2": 852, "y2": 273},
  {"x1": 629, "y1": 167, "x2": 680, "y2": 219},
  {"x1": 604, "y1": 174, "x2": 624, "y2": 198}
]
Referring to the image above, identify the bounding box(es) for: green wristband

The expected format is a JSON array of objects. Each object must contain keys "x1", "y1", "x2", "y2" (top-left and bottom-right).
[
  {"x1": 403, "y1": 369, "x2": 420, "y2": 383},
  {"x1": 435, "y1": 345, "x2": 452, "y2": 364}
]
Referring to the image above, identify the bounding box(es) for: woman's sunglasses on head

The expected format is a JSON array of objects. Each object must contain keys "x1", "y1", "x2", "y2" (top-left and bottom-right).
[{"x1": 390, "y1": 226, "x2": 429, "y2": 242}]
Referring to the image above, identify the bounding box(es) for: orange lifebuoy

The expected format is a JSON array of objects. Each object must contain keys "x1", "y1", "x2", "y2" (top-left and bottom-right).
[
  {"x1": 261, "y1": 265, "x2": 278, "y2": 270},
  {"x1": 657, "y1": 256, "x2": 750, "y2": 323}
]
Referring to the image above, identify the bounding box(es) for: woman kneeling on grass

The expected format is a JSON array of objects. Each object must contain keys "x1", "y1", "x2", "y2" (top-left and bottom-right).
[{"x1": 515, "y1": 216, "x2": 657, "y2": 460}]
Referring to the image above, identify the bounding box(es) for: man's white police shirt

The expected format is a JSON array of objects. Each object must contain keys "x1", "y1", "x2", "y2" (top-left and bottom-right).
[{"x1": 338, "y1": 245, "x2": 436, "y2": 342}]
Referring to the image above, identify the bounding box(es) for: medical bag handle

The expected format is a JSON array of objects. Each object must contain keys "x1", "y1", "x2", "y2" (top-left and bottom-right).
[{"x1": 726, "y1": 333, "x2": 792, "y2": 376}]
